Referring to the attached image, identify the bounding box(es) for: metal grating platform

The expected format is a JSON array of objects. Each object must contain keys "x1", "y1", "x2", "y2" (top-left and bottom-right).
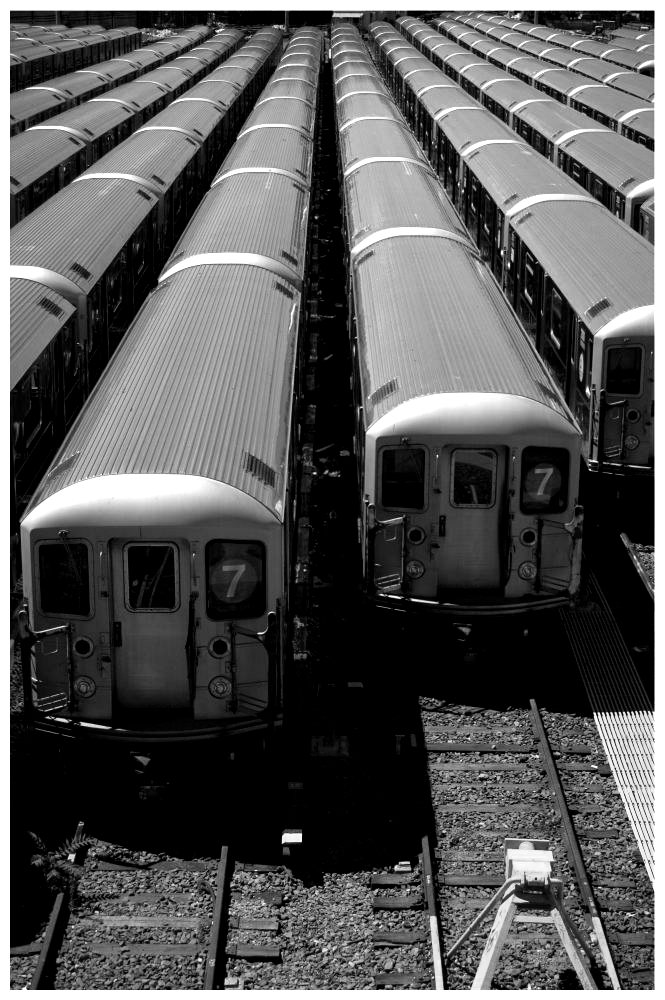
[{"x1": 559, "y1": 578, "x2": 654, "y2": 883}]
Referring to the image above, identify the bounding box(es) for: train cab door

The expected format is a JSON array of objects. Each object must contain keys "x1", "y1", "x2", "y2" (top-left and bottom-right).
[
  {"x1": 598, "y1": 340, "x2": 651, "y2": 468},
  {"x1": 436, "y1": 446, "x2": 506, "y2": 590},
  {"x1": 109, "y1": 539, "x2": 192, "y2": 715}
]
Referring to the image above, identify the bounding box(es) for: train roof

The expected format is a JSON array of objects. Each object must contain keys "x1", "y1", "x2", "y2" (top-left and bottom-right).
[
  {"x1": 138, "y1": 65, "x2": 191, "y2": 92},
  {"x1": 618, "y1": 107, "x2": 654, "y2": 141},
  {"x1": 164, "y1": 172, "x2": 311, "y2": 279},
  {"x1": 116, "y1": 48, "x2": 161, "y2": 69},
  {"x1": 553, "y1": 129, "x2": 653, "y2": 192},
  {"x1": 513, "y1": 199, "x2": 653, "y2": 334},
  {"x1": 83, "y1": 127, "x2": 206, "y2": 191},
  {"x1": 11, "y1": 178, "x2": 158, "y2": 294},
  {"x1": 28, "y1": 265, "x2": 298, "y2": 518},
  {"x1": 39, "y1": 97, "x2": 135, "y2": 139},
  {"x1": 10, "y1": 128, "x2": 87, "y2": 194},
  {"x1": 216, "y1": 121, "x2": 312, "y2": 177},
  {"x1": 96, "y1": 78, "x2": 173, "y2": 113},
  {"x1": 354, "y1": 235, "x2": 573, "y2": 429},
  {"x1": 10, "y1": 278, "x2": 76, "y2": 389},
  {"x1": 10, "y1": 87, "x2": 69, "y2": 127}
]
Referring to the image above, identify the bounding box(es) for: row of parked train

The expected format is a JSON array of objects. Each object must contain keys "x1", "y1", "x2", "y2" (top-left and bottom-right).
[
  {"x1": 11, "y1": 24, "x2": 143, "y2": 92},
  {"x1": 394, "y1": 17, "x2": 654, "y2": 243},
  {"x1": 10, "y1": 27, "x2": 246, "y2": 225},
  {"x1": 10, "y1": 24, "x2": 214, "y2": 136},
  {"x1": 467, "y1": 11, "x2": 654, "y2": 74},
  {"x1": 442, "y1": 14, "x2": 654, "y2": 103},
  {"x1": 17, "y1": 26, "x2": 323, "y2": 746},
  {"x1": 15, "y1": 21, "x2": 653, "y2": 753},
  {"x1": 433, "y1": 16, "x2": 654, "y2": 150},
  {"x1": 11, "y1": 26, "x2": 284, "y2": 558},
  {"x1": 372, "y1": 19, "x2": 654, "y2": 478}
]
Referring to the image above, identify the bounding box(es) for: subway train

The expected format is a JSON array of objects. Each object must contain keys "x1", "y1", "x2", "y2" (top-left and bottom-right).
[
  {"x1": 441, "y1": 15, "x2": 655, "y2": 102},
  {"x1": 10, "y1": 25, "x2": 214, "y2": 136},
  {"x1": 474, "y1": 13, "x2": 655, "y2": 75},
  {"x1": 10, "y1": 27, "x2": 284, "y2": 596},
  {"x1": 395, "y1": 17, "x2": 654, "y2": 241},
  {"x1": 11, "y1": 27, "x2": 143, "y2": 92},
  {"x1": 370, "y1": 21, "x2": 654, "y2": 479},
  {"x1": 430, "y1": 17, "x2": 654, "y2": 149},
  {"x1": 10, "y1": 28, "x2": 245, "y2": 226},
  {"x1": 17, "y1": 28, "x2": 323, "y2": 746},
  {"x1": 332, "y1": 24, "x2": 584, "y2": 616}
]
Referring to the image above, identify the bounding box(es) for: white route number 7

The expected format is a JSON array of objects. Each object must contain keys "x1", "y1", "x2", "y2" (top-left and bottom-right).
[
  {"x1": 222, "y1": 562, "x2": 246, "y2": 599},
  {"x1": 533, "y1": 466, "x2": 554, "y2": 496}
]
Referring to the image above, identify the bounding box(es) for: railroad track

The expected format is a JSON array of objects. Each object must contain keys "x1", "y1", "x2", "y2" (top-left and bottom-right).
[
  {"x1": 12, "y1": 831, "x2": 233, "y2": 990},
  {"x1": 422, "y1": 698, "x2": 654, "y2": 989}
]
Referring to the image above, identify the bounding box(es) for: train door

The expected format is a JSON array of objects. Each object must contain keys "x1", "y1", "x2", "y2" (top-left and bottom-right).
[
  {"x1": 437, "y1": 446, "x2": 506, "y2": 589},
  {"x1": 110, "y1": 539, "x2": 191, "y2": 714},
  {"x1": 597, "y1": 340, "x2": 651, "y2": 468}
]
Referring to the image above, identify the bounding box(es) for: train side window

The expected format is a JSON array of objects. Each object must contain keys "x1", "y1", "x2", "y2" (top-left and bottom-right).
[
  {"x1": 14, "y1": 366, "x2": 43, "y2": 453},
  {"x1": 206, "y1": 540, "x2": 266, "y2": 620},
  {"x1": 125, "y1": 543, "x2": 179, "y2": 612},
  {"x1": 577, "y1": 324, "x2": 592, "y2": 398},
  {"x1": 132, "y1": 223, "x2": 147, "y2": 276},
  {"x1": 62, "y1": 318, "x2": 80, "y2": 384},
  {"x1": 522, "y1": 250, "x2": 536, "y2": 305},
  {"x1": 381, "y1": 447, "x2": 426, "y2": 511},
  {"x1": 451, "y1": 449, "x2": 496, "y2": 508},
  {"x1": 606, "y1": 346, "x2": 642, "y2": 396},
  {"x1": 107, "y1": 250, "x2": 127, "y2": 316},
  {"x1": 520, "y1": 447, "x2": 569, "y2": 514},
  {"x1": 37, "y1": 540, "x2": 91, "y2": 617},
  {"x1": 549, "y1": 284, "x2": 564, "y2": 350}
]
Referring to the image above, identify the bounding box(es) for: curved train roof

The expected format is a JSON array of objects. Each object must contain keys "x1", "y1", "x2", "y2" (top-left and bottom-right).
[
  {"x1": 25, "y1": 26, "x2": 322, "y2": 518},
  {"x1": 28, "y1": 266, "x2": 300, "y2": 517},
  {"x1": 333, "y1": 27, "x2": 574, "y2": 432}
]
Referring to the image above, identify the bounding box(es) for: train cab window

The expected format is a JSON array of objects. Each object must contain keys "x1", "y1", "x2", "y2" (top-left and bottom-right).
[
  {"x1": 381, "y1": 447, "x2": 426, "y2": 510},
  {"x1": 606, "y1": 346, "x2": 642, "y2": 396},
  {"x1": 125, "y1": 543, "x2": 179, "y2": 611},
  {"x1": 38, "y1": 540, "x2": 91, "y2": 617},
  {"x1": 451, "y1": 449, "x2": 496, "y2": 508},
  {"x1": 205, "y1": 540, "x2": 266, "y2": 620},
  {"x1": 520, "y1": 447, "x2": 569, "y2": 514}
]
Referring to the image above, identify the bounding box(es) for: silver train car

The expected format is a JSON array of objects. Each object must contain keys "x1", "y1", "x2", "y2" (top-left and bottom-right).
[
  {"x1": 11, "y1": 27, "x2": 282, "y2": 557},
  {"x1": 18, "y1": 28, "x2": 323, "y2": 745},
  {"x1": 370, "y1": 21, "x2": 654, "y2": 479},
  {"x1": 332, "y1": 24, "x2": 583, "y2": 617}
]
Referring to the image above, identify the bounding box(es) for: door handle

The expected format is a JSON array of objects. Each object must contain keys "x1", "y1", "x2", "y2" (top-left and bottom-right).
[
  {"x1": 439, "y1": 516, "x2": 447, "y2": 537},
  {"x1": 112, "y1": 621, "x2": 122, "y2": 647}
]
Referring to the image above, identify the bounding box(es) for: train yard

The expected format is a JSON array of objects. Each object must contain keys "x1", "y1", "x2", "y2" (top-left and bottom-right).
[{"x1": 10, "y1": 9, "x2": 654, "y2": 992}]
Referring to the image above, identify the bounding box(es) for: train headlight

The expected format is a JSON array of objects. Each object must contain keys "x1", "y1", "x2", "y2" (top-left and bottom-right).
[
  {"x1": 208, "y1": 637, "x2": 229, "y2": 658},
  {"x1": 519, "y1": 528, "x2": 537, "y2": 547},
  {"x1": 405, "y1": 559, "x2": 425, "y2": 580},
  {"x1": 518, "y1": 561, "x2": 537, "y2": 582},
  {"x1": 73, "y1": 676, "x2": 96, "y2": 698},
  {"x1": 208, "y1": 676, "x2": 232, "y2": 699},
  {"x1": 73, "y1": 636, "x2": 94, "y2": 658},
  {"x1": 406, "y1": 525, "x2": 426, "y2": 546},
  {"x1": 624, "y1": 434, "x2": 640, "y2": 451}
]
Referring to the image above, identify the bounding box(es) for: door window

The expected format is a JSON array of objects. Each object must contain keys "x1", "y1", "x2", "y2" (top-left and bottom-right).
[
  {"x1": 451, "y1": 449, "x2": 497, "y2": 507},
  {"x1": 381, "y1": 447, "x2": 426, "y2": 510},
  {"x1": 125, "y1": 543, "x2": 179, "y2": 611},
  {"x1": 38, "y1": 540, "x2": 91, "y2": 616},
  {"x1": 520, "y1": 447, "x2": 569, "y2": 513},
  {"x1": 206, "y1": 540, "x2": 265, "y2": 620},
  {"x1": 606, "y1": 346, "x2": 642, "y2": 396}
]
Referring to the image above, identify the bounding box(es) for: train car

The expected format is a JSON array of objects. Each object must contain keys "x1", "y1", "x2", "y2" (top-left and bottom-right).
[
  {"x1": 370, "y1": 21, "x2": 654, "y2": 478},
  {"x1": 332, "y1": 24, "x2": 583, "y2": 617},
  {"x1": 639, "y1": 198, "x2": 655, "y2": 245},
  {"x1": 10, "y1": 28, "x2": 284, "y2": 553},
  {"x1": 431, "y1": 18, "x2": 654, "y2": 149},
  {"x1": 17, "y1": 28, "x2": 322, "y2": 747},
  {"x1": 395, "y1": 17, "x2": 654, "y2": 238},
  {"x1": 10, "y1": 31, "x2": 246, "y2": 226}
]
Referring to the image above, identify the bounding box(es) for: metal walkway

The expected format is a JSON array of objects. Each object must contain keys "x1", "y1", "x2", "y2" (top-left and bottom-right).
[{"x1": 559, "y1": 577, "x2": 654, "y2": 884}]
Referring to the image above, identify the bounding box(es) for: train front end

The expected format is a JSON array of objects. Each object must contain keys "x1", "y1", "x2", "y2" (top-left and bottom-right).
[
  {"x1": 363, "y1": 393, "x2": 583, "y2": 616},
  {"x1": 19, "y1": 474, "x2": 284, "y2": 745}
]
